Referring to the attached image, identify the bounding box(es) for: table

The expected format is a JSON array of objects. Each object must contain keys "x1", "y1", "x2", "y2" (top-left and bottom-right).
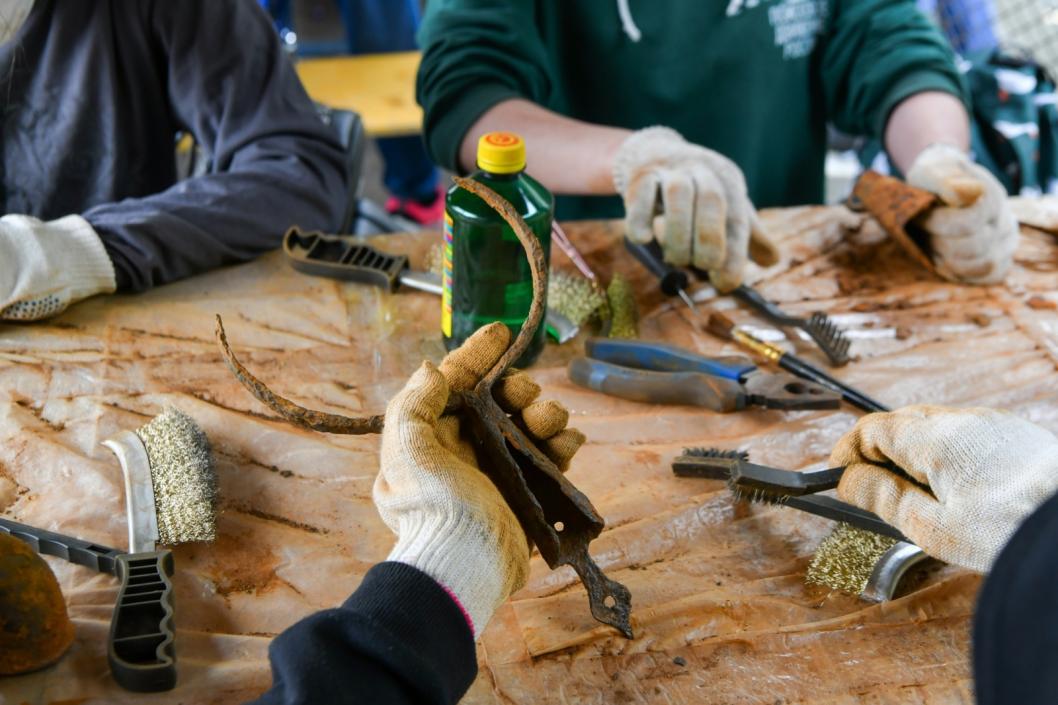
[
  {"x1": 295, "y1": 51, "x2": 422, "y2": 138},
  {"x1": 1, "y1": 206, "x2": 1057, "y2": 704}
]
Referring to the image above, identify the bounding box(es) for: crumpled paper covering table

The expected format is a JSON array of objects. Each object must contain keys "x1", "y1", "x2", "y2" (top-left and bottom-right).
[{"x1": 2, "y1": 205, "x2": 1057, "y2": 704}]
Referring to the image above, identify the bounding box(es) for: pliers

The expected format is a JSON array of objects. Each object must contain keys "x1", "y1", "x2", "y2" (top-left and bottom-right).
[{"x1": 567, "y1": 338, "x2": 841, "y2": 412}]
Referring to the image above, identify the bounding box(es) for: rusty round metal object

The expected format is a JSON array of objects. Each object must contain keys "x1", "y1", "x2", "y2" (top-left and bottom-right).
[{"x1": 0, "y1": 532, "x2": 75, "y2": 675}]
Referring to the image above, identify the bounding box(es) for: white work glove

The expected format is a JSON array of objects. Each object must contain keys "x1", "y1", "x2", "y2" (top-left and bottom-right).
[
  {"x1": 374, "y1": 322, "x2": 585, "y2": 636},
  {"x1": 832, "y1": 405, "x2": 1058, "y2": 573},
  {"x1": 612, "y1": 126, "x2": 780, "y2": 292},
  {"x1": 906, "y1": 143, "x2": 1019, "y2": 284},
  {"x1": 0, "y1": 214, "x2": 116, "y2": 321}
]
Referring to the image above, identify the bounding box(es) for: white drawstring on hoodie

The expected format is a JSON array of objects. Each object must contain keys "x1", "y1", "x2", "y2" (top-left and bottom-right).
[{"x1": 616, "y1": 0, "x2": 642, "y2": 42}]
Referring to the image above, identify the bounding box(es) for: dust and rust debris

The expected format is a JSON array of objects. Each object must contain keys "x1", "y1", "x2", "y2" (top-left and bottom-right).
[
  {"x1": 214, "y1": 177, "x2": 634, "y2": 638},
  {"x1": 968, "y1": 312, "x2": 992, "y2": 327},
  {"x1": 1028, "y1": 296, "x2": 1057, "y2": 311}
]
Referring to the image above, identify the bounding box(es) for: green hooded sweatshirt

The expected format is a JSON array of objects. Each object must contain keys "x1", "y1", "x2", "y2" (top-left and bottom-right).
[{"x1": 417, "y1": 0, "x2": 965, "y2": 220}]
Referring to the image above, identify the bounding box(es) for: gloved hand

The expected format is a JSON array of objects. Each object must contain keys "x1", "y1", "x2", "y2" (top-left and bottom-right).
[
  {"x1": 374, "y1": 323, "x2": 585, "y2": 636},
  {"x1": 0, "y1": 214, "x2": 116, "y2": 321},
  {"x1": 906, "y1": 143, "x2": 1019, "y2": 284},
  {"x1": 612, "y1": 126, "x2": 780, "y2": 292},
  {"x1": 831, "y1": 405, "x2": 1058, "y2": 572}
]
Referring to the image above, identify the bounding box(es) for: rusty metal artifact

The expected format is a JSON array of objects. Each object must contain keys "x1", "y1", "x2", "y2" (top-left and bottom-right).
[
  {"x1": 216, "y1": 176, "x2": 633, "y2": 638},
  {"x1": 849, "y1": 169, "x2": 939, "y2": 275},
  {"x1": 0, "y1": 532, "x2": 75, "y2": 675}
]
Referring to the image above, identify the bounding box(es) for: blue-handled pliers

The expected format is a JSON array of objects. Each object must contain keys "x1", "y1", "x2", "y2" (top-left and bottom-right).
[{"x1": 568, "y1": 338, "x2": 841, "y2": 412}]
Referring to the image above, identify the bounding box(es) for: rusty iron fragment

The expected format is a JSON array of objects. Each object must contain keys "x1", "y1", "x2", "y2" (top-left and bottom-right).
[
  {"x1": 850, "y1": 170, "x2": 938, "y2": 275},
  {"x1": 216, "y1": 316, "x2": 385, "y2": 435},
  {"x1": 215, "y1": 176, "x2": 634, "y2": 638}
]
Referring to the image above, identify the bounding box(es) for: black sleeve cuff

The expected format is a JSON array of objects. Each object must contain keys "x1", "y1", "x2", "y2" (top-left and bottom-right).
[
  {"x1": 250, "y1": 562, "x2": 477, "y2": 705},
  {"x1": 974, "y1": 489, "x2": 1058, "y2": 705}
]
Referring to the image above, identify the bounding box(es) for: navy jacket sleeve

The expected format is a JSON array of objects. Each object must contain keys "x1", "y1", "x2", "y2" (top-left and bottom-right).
[
  {"x1": 248, "y1": 562, "x2": 478, "y2": 705},
  {"x1": 85, "y1": 0, "x2": 347, "y2": 292},
  {"x1": 973, "y1": 489, "x2": 1058, "y2": 705}
]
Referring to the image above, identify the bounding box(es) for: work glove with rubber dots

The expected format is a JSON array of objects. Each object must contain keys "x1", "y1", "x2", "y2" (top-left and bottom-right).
[
  {"x1": 906, "y1": 143, "x2": 1018, "y2": 284},
  {"x1": 831, "y1": 404, "x2": 1058, "y2": 573},
  {"x1": 0, "y1": 214, "x2": 116, "y2": 321},
  {"x1": 612, "y1": 126, "x2": 780, "y2": 293},
  {"x1": 374, "y1": 322, "x2": 585, "y2": 637}
]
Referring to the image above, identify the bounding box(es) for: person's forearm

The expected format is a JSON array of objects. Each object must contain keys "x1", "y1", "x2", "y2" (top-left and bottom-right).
[
  {"x1": 884, "y1": 91, "x2": 970, "y2": 173},
  {"x1": 459, "y1": 99, "x2": 630, "y2": 195}
]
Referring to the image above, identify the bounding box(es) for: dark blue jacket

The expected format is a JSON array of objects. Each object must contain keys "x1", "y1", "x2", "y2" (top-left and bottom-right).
[{"x1": 0, "y1": 0, "x2": 347, "y2": 291}]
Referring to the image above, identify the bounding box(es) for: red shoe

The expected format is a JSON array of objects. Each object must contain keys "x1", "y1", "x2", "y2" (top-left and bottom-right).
[{"x1": 386, "y1": 185, "x2": 446, "y2": 227}]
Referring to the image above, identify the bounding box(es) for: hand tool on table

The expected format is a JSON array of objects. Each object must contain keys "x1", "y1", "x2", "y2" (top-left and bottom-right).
[
  {"x1": 730, "y1": 286, "x2": 851, "y2": 367},
  {"x1": 672, "y1": 448, "x2": 930, "y2": 602},
  {"x1": 0, "y1": 409, "x2": 216, "y2": 691},
  {"x1": 284, "y1": 227, "x2": 580, "y2": 344},
  {"x1": 626, "y1": 238, "x2": 851, "y2": 366},
  {"x1": 706, "y1": 311, "x2": 888, "y2": 413},
  {"x1": 568, "y1": 337, "x2": 841, "y2": 412},
  {"x1": 624, "y1": 238, "x2": 703, "y2": 318}
]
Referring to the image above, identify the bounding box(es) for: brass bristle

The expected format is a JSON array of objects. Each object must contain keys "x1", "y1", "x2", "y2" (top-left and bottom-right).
[
  {"x1": 136, "y1": 408, "x2": 218, "y2": 545},
  {"x1": 805, "y1": 523, "x2": 898, "y2": 595},
  {"x1": 424, "y1": 243, "x2": 444, "y2": 277},
  {"x1": 548, "y1": 271, "x2": 607, "y2": 327},
  {"x1": 706, "y1": 312, "x2": 735, "y2": 340},
  {"x1": 606, "y1": 273, "x2": 638, "y2": 339}
]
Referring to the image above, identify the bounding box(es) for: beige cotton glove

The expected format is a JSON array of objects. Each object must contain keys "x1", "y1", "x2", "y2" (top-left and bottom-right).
[
  {"x1": 374, "y1": 323, "x2": 585, "y2": 636},
  {"x1": 832, "y1": 405, "x2": 1058, "y2": 573},
  {"x1": 906, "y1": 143, "x2": 1019, "y2": 284},
  {"x1": 612, "y1": 126, "x2": 780, "y2": 292},
  {"x1": 0, "y1": 214, "x2": 116, "y2": 321}
]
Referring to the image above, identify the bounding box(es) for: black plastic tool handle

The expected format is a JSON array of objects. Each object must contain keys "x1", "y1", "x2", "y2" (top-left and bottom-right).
[
  {"x1": 108, "y1": 550, "x2": 177, "y2": 692},
  {"x1": 624, "y1": 238, "x2": 689, "y2": 297},
  {"x1": 732, "y1": 285, "x2": 801, "y2": 326},
  {"x1": 568, "y1": 357, "x2": 744, "y2": 412},
  {"x1": 283, "y1": 227, "x2": 409, "y2": 292},
  {"x1": 784, "y1": 495, "x2": 907, "y2": 542},
  {"x1": 0, "y1": 516, "x2": 122, "y2": 574}
]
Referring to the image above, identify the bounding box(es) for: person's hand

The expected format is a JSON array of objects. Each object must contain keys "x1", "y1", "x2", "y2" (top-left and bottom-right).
[
  {"x1": 906, "y1": 144, "x2": 1018, "y2": 284},
  {"x1": 0, "y1": 214, "x2": 116, "y2": 321},
  {"x1": 374, "y1": 323, "x2": 585, "y2": 636},
  {"x1": 831, "y1": 405, "x2": 1058, "y2": 572},
  {"x1": 612, "y1": 126, "x2": 780, "y2": 292}
]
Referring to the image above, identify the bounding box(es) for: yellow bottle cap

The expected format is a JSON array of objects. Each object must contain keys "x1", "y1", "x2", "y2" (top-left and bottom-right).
[{"x1": 476, "y1": 132, "x2": 526, "y2": 174}]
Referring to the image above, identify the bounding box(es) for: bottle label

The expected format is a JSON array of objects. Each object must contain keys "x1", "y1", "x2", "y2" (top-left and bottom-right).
[{"x1": 441, "y1": 212, "x2": 454, "y2": 337}]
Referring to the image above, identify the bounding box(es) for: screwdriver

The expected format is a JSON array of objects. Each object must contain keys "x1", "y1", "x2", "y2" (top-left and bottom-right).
[{"x1": 623, "y1": 238, "x2": 702, "y2": 319}]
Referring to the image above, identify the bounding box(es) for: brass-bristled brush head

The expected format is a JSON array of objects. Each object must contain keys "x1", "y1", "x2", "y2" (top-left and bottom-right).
[
  {"x1": 606, "y1": 273, "x2": 638, "y2": 339},
  {"x1": 706, "y1": 311, "x2": 736, "y2": 340},
  {"x1": 135, "y1": 409, "x2": 218, "y2": 545},
  {"x1": 548, "y1": 270, "x2": 608, "y2": 327},
  {"x1": 805, "y1": 523, "x2": 898, "y2": 595}
]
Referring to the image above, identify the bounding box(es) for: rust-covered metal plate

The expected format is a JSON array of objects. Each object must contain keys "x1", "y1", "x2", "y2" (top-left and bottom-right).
[{"x1": 850, "y1": 170, "x2": 938, "y2": 275}]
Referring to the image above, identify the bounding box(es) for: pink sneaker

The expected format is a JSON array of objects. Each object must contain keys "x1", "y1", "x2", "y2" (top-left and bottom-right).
[{"x1": 386, "y1": 185, "x2": 446, "y2": 227}]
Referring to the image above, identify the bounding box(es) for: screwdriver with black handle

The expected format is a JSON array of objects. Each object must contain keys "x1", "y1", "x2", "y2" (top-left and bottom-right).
[{"x1": 623, "y1": 238, "x2": 703, "y2": 319}]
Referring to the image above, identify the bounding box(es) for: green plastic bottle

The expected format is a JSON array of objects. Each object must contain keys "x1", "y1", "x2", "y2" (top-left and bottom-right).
[{"x1": 442, "y1": 132, "x2": 553, "y2": 366}]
